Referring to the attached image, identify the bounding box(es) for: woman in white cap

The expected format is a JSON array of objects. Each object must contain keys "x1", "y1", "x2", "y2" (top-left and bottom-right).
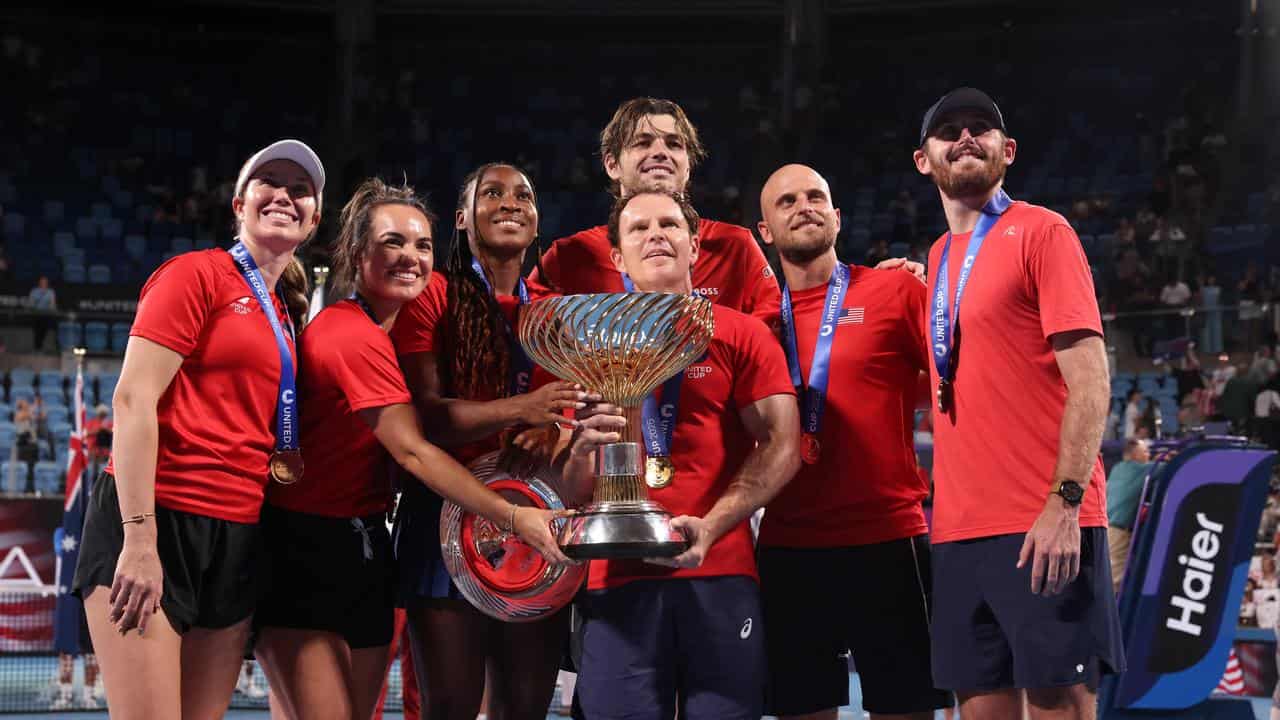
[{"x1": 72, "y1": 139, "x2": 324, "y2": 717}]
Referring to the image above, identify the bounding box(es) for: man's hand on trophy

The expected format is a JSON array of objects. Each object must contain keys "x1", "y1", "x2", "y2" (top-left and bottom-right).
[
  {"x1": 511, "y1": 506, "x2": 577, "y2": 566},
  {"x1": 648, "y1": 515, "x2": 712, "y2": 569},
  {"x1": 568, "y1": 401, "x2": 627, "y2": 458},
  {"x1": 513, "y1": 381, "x2": 594, "y2": 427}
]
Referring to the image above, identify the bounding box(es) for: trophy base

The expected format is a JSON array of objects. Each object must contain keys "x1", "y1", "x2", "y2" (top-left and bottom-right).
[{"x1": 559, "y1": 502, "x2": 689, "y2": 560}]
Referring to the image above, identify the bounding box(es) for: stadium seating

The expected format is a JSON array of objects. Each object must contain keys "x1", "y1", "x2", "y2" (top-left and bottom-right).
[{"x1": 33, "y1": 461, "x2": 61, "y2": 495}]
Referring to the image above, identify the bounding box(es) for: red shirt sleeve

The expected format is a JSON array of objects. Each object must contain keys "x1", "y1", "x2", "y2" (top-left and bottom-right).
[
  {"x1": 130, "y1": 253, "x2": 221, "y2": 356},
  {"x1": 742, "y1": 247, "x2": 782, "y2": 323},
  {"x1": 529, "y1": 239, "x2": 562, "y2": 291},
  {"x1": 899, "y1": 273, "x2": 931, "y2": 373},
  {"x1": 729, "y1": 312, "x2": 796, "y2": 409},
  {"x1": 319, "y1": 318, "x2": 412, "y2": 413},
  {"x1": 389, "y1": 272, "x2": 448, "y2": 354},
  {"x1": 1027, "y1": 223, "x2": 1104, "y2": 340}
]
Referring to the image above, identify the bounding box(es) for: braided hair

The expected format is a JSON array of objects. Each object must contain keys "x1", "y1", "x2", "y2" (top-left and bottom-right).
[{"x1": 441, "y1": 163, "x2": 544, "y2": 401}]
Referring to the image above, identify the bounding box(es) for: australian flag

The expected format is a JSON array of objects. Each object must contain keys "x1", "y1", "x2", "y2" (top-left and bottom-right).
[{"x1": 52, "y1": 361, "x2": 90, "y2": 654}]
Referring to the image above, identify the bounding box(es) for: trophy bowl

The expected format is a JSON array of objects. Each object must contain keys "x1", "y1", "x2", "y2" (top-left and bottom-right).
[
  {"x1": 519, "y1": 292, "x2": 715, "y2": 560},
  {"x1": 439, "y1": 451, "x2": 586, "y2": 622}
]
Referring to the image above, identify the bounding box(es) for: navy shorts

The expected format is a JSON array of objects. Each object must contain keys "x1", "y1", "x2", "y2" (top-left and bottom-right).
[
  {"x1": 758, "y1": 536, "x2": 952, "y2": 715},
  {"x1": 575, "y1": 576, "x2": 765, "y2": 720},
  {"x1": 931, "y1": 527, "x2": 1125, "y2": 691},
  {"x1": 255, "y1": 504, "x2": 395, "y2": 649},
  {"x1": 392, "y1": 482, "x2": 463, "y2": 605}
]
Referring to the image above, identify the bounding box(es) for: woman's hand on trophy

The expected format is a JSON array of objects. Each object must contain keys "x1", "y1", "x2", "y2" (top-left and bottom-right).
[
  {"x1": 512, "y1": 381, "x2": 594, "y2": 427},
  {"x1": 568, "y1": 401, "x2": 627, "y2": 459},
  {"x1": 511, "y1": 505, "x2": 576, "y2": 566},
  {"x1": 649, "y1": 515, "x2": 712, "y2": 569}
]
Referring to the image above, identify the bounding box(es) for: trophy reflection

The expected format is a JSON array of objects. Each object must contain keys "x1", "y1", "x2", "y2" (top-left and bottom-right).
[{"x1": 519, "y1": 292, "x2": 714, "y2": 560}]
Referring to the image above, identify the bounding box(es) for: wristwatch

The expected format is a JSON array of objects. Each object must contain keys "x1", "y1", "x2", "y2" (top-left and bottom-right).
[{"x1": 1050, "y1": 479, "x2": 1085, "y2": 507}]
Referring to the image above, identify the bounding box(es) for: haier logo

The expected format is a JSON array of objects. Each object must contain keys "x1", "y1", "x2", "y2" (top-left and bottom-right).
[
  {"x1": 1165, "y1": 512, "x2": 1224, "y2": 638},
  {"x1": 1150, "y1": 483, "x2": 1239, "y2": 674}
]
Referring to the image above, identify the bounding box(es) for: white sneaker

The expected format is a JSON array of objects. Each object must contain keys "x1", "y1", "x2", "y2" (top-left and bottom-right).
[
  {"x1": 245, "y1": 674, "x2": 267, "y2": 699},
  {"x1": 77, "y1": 687, "x2": 99, "y2": 708},
  {"x1": 92, "y1": 676, "x2": 105, "y2": 701},
  {"x1": 49, "y1": 683, "x2": 73, "y2": 711}
]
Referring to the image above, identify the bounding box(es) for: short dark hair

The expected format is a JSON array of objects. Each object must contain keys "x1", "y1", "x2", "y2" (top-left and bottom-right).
[
  {"x1": 606, "y1": 190, "x2": 701, "y2": 248},
  {"x1": 599, "y1": 98, "x2": 707, "y2": 195}
]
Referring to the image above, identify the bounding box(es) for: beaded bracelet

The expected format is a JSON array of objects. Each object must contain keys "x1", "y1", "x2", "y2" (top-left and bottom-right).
[{"x1": 121, "y1": 512, "x2": 156, "y2": 526}]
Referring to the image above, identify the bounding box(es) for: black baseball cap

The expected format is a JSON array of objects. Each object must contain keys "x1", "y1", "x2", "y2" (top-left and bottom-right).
[{"x1": 919, "y1": 87, "x2": 1007, "y2": 146}]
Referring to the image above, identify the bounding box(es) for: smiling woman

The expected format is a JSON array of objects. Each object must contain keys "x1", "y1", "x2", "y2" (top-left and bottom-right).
[
  {"x1": 68, "y1": 140, "x2": 325, "y2": 718},
  {"x1": 253, "y1": 177, "x2": 570, "y2": 720}
]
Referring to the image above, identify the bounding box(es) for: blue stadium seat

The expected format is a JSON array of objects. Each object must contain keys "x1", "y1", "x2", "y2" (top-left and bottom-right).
[
  {"x1": 9, "y1": 385, "x2": 35, "y2": 405},
  {"x1": 110, "y1": 322, "x2": 131, "y2": 353},
  {"x1": 36, "y1": 386, "x2": 65, "y2": 405},
  {"x1": 90, "y1": 201, "x2": 112, "y2": 220},
  {"x1": 49, "y1": 421, "x2": 71, "y2": 449},
  {"x1": 63, "y1": 263, "x2": 86, "y2": 283},
  {"x1": 75, "y1": 217, "x2": 97, "y2": 241},
  {"x1": 0, "y1": 421, "x2": 14, "y2": 451},
  {"x1": 34, "y1": 461, "x2": 61, "y2": 495},
  {"x1": 96, "y1": 373, "x2": 120, "y2": 403},
  {"x1": 112, "y1": 190, "x2": 134, "y2": 210},
  {"x1": 58, "y1": 321, "x2": 82, "y2": 349},
  {"x1": 9, "y1": 368, "x2": 35, "y2": 387},
  {"x1": 44, "y1": 406, "x2": 69, "y2": 427},
  {"x1": 43, "y1": 201, "x2": 65, "y2": 225},
  {"x1": 171, "y1": 236, "x2": 193, "y2": 253},
  {"x1": 0, "y1": 403, "x2": 9, "y2": 422},
  {"x1": 87, "y1": 264, "x2": 112, "y2": 284},
  {"x1": 1, "y1": 461, "x2": 29, "y2": 491},
  {"x1": 84, "y1": 322, "x2": 109, "y2": 352},
  {"x1": 38, "y1": 370, "x2": 64, "y2": 391},
  {"x1": 3, "y1": 212, "x2": 25, "y2": 239},
  {"x1": 102, "y1": 218, "x2": 123, "y2": 241},
  {"x1": 124, "y1": 234, "x2": 146, "y2": 260}
]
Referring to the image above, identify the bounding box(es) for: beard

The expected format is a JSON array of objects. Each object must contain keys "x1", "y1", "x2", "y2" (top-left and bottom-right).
[
  {"x1": 777, "y1": 224, "x2": 836, "y2": 264},
  {"x1": 930, "y1": 146, "x2": 1007, "y2": 199}
]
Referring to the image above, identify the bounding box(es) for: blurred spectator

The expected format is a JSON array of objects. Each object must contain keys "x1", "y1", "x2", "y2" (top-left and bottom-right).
[
  {"x1": 1251, "y1": 346, "x2": 1279, "y2": 384},
  {"x1": 1220, "y1": 362, "x2": 1260, "y2": 434},
  {"x1": 1158, "y1": 274, "x2": 1191, "y2": 343},
  {"x1": 1123, "y1": 389, "x2": 1144, "y2": 439},
  {"x1": 27, "y1": 275, "x2": 56, "y2": 353},
  {"x1": 888, "y1": 190, "x2": 917, "y2": 244},
  {"x1": 1150, "y1": 217, "x2": 1188, "y2": 279},
  {"x1": 1173, "y1": 344, "x2": 1204, "y2": 401},
  {"x1": 1106, "y1": 438, "x2": 1152, "y2": 593},
  {"x1": 1239, "y1": 261, "x2": 1265, "y2": 351},
  {"x1": 1112, "y1": 217, "x2": 1137, "y2": 260},
  {"x1": 85, "y1": 404, "x2": 113, "y2": 474},
  {"x1": 13, "y1": 398, "x2": 37, "y2": 493},
  {"x1": 0, "y1": 240, "x2": 10, "y2": 288},
  {"x1": 1198, "y1": 274, "x2": 1223, "y2": 354},
  {"x1": 1256, "y1": 378, "x2": 1280, "y2": 449}
]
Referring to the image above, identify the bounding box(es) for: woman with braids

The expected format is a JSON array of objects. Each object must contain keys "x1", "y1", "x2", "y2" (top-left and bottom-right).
[
  {"x1": 390, "y1": 162, "x2": 588, "y2": 720},
  {"x1": 71, "y1": 140, "x2": 322, "y2": 717},
  {"x1": 254, "y1": 177, "x2": 570, "y2": 720}
]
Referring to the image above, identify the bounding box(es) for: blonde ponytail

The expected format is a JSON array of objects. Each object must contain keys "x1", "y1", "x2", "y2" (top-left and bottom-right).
[{"x1": 279, "y1": 256, "x2": 311, "y2": 330}]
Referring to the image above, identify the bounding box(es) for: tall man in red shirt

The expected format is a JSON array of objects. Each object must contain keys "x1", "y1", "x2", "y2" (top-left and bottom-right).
[
  {"x1": 531, "y1": 97, "x2": 782, "y2": 321},
  {"x1": 915, "y1": 88, "x2": 1122, "y2": 719},
  {"x1": 563, "y1": 190, "x2": 800, "y2": 719},
  {"x1": 754, "y1": 163, "x2": 951, "y2": 720}
]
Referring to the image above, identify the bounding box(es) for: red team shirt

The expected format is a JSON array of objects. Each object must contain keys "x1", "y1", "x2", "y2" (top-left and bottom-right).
[
  {"x1": 757, "y1": 265, "x2": 931, "y2": 548},
  {"x1": 267, "y1": 300, "x2": 411, "y2": 518},
  {"x1": 926, "y1": 200, "x2": 1108, "y2": 544},
  {"x1": 588, "y1": 305, "x2": 795, "y2": 591},
  {"x1": 112, "y1": 250, "x2": 298, "y2": 524},
  {"x1": 389, "y1": 272, "x2": 558, "y2": 465},
  {"x1": 531, "y1": 219, "x2": 782, "y2": 322}
]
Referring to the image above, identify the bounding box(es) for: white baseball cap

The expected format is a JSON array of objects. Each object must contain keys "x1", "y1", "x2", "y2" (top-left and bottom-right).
[{"x1": 234, "y1": 139, "x2": 325, "y2": 199}]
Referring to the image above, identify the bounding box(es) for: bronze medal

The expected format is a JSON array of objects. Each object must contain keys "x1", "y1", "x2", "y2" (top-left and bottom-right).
[
  {"x1": 645, "y1": 456, "x2": 674, "y2": 489},
  {"x1": 800, "y1": 433, "x2": 821, "y2": 465},
  {"x1": 937, "y1": 379, "x2": 952, "y2": 414},
  {"x1": 270, "y1": 450, "x2": 305, "y2": 485}
]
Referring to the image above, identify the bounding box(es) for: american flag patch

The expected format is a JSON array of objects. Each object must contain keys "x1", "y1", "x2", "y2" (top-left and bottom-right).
[{"x1": 837, "y1": 307, "x2": 864, "y2": 325}]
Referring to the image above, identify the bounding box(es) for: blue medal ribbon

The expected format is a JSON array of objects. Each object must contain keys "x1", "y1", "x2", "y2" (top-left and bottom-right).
[
  {"x1": 930, "y1": 189, "x2": 1013, "y2": 386},
  {"x1": 228, "y1": 241, "x2": 298, "y2": 453},
  {"x1": 641, "y1": 372, "x2": 683, "y2": 462},
  {"x1": 470, "y1": 257, "x2": 533, "y2": 396},
  {"x1": 779, "y1": 262, "x2": 851, "y2": 436}
]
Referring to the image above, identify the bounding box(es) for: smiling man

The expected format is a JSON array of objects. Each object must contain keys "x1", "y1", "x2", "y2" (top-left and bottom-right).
[
  {"x1": 914, "y1": 87, "x2": 1122, "y2": 720},
  {"x1": 530, "y1": 97, "x2": 782, "y2": 321},
  {"x1": 754, "y1": 164, "x2": 950, "y2": 720},
  {"x1": 562, "y1": 190, "x2": 800, "y2": 720}
]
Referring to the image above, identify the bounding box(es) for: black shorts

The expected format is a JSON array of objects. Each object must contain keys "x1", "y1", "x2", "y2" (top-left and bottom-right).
[
  {"x1": 255, "y1": 503, "x2": 395, "y2": 649},
  {"x1": 931, "y1": 527, "x2": 1126, "y2": 691},
  {"x1": 72, "y1": 471, "x2": 261, "y2": 634},
  {"x1": 758, "y1": 536, "x2": 953, "y2": 716}
]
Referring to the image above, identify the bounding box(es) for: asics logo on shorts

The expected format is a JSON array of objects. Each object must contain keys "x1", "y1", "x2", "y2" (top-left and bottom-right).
[{"x1": 740, "y1": 617, "x2": 753, "y2": 639}]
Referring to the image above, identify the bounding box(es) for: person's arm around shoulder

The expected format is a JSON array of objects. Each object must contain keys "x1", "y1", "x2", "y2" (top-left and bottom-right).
[
  {"x1": 359, "y1": 402, "x2": 571, "y2": 564},
  {"x1": 1018, "y1": 328, "x2": 1109, "y2": 596}
]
